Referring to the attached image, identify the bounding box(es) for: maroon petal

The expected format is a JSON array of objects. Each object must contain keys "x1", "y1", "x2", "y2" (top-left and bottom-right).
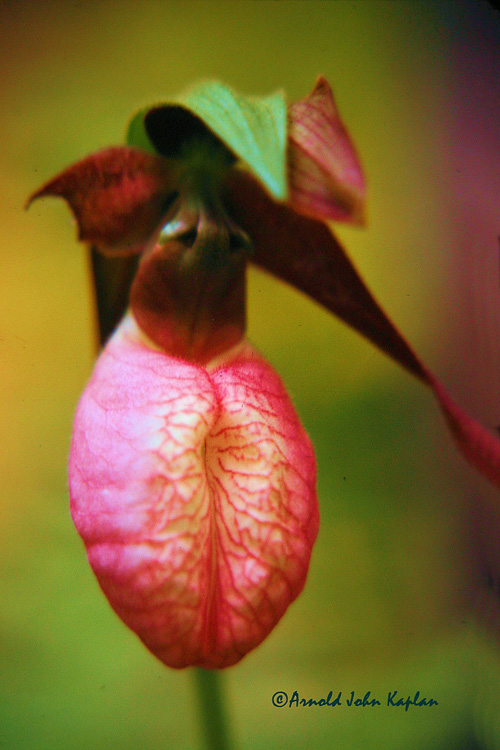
[
  {"x1": 26, "y1": 147, "x2": 176, "y2": 255},
  {"x1": 224, "y1": 170, "x2": 500, "y2": 492},
  {"x1": 429, "y1": 374, "x2": 500, "y2": 491},
  {"x1": 89, "y1": 247, "x2": 140, "y2": 347},
  {"x1": 288, "y1": 77, "x2": 366, "y2": 224}
]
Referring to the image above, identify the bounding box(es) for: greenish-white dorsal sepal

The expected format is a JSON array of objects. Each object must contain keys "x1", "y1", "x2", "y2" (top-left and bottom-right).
[
  {"x1": 126, "y1": 109, "x2": 158, "y2": 155},
  {"x1": 126, "y1": 81, "x2": 287, "y2": 200}
]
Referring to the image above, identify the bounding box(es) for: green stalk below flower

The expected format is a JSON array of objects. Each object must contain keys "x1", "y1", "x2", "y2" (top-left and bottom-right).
[{"x1": 193, "y1": 667, "x2": 233, "y2": 750}]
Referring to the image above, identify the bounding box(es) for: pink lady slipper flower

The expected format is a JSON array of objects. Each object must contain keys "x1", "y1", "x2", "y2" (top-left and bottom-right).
[{"x1": 28, "y1": 79, "x2": 500, "y2": 669}]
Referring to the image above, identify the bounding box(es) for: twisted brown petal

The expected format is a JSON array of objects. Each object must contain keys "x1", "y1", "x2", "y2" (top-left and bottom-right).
[{"x1": 224, "y1": 169, "x2": 500, "y2": 493}]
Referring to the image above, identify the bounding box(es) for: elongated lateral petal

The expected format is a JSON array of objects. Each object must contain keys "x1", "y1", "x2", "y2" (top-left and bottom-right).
[
  {"x1": 27, "y1": 147, "x2": 175, "y2": 255},
  {"x1": 69, "y1": 316, "x2": 318, "y2": 669},
  {"x1": 89, "y1": 246, "x2": 140, "y2": 346},
  {"x1": 288, "y1": 77, "x2": 366, "y2": 224},
  {"x1": 225, "y1": 171, "x2": 425, "y2": 379},
  {"x1": 428, "y1": 374, "x2": 500, "y2": 491},
  {"x1": 224, "y1": 170, "x2": 500, "y2": 493}
]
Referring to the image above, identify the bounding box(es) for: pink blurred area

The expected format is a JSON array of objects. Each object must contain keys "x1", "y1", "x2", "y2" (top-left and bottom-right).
[{"x1": 447, "y1": 3, "x2": 500, "y2": 643}]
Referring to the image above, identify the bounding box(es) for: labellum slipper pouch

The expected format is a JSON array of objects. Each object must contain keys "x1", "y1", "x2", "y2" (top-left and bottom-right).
[{"x1": 68, "y1": 193, "x2": 319, "y2": 669}]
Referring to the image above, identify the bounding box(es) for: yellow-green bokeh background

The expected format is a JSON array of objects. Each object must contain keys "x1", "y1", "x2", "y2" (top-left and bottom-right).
[{"x1": 1, "y1": 1, "x2": 499, "y2": 748}]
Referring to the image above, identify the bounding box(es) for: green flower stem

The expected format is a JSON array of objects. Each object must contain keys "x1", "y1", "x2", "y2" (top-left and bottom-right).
[{"x1": 193, "y1": 667, "x2": 233, "y2": 750}]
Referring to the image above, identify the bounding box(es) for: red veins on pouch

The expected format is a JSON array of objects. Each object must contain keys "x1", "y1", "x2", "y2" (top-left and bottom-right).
[{"x1": 69, "y1": 317, "x2": 317, "y2": 668}]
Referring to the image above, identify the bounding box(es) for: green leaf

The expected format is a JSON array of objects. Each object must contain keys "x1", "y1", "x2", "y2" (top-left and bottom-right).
[{"x1": 126, "y1": 81, "x2": 287, "y2": 200}]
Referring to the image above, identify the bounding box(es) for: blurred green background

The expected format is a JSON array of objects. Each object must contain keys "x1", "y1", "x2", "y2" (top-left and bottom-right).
[{"x1": 1, "y1": 1, "x2": 499, "y2": 748}]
